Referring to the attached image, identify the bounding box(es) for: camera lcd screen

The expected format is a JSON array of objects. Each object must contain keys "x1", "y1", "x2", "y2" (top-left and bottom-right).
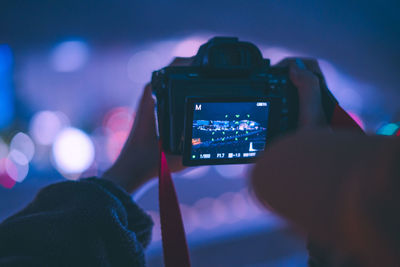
[{"x1": 187, "y1": 100, "x2": 270, "y2": 163}]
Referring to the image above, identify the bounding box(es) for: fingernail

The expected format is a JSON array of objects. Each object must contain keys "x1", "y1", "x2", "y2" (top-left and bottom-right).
[{"x1": 295, "y1": 59, "x2": 306, "y2": 70}]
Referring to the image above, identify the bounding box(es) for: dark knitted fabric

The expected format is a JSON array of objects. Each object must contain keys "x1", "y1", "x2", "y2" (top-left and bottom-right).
[{"x1": 0, "y1": 177, "x2": 153, "y2": 267}]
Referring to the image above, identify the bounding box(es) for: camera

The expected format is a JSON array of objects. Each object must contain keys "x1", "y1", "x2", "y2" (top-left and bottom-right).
[{"x1": 152, "y1": 37, "x2": 334, "y2": 166}]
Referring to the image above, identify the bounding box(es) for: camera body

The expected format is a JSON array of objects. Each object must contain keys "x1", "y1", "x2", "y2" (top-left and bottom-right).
[{"x1": 152, "y1": 37, "x2": 299, "y2": 166}]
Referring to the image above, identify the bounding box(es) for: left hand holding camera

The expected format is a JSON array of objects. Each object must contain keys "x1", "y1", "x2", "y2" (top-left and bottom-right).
[{"x1": 101, "y1": 58, "x2": 193, "y2": 193}]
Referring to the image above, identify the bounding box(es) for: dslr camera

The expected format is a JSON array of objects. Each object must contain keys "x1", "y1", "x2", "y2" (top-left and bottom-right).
[{"x1": 152, "y1": 37, "x2": 335, "y2": 166}]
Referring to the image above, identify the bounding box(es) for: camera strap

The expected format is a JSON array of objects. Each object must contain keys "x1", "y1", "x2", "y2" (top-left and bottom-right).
[
  {"x1": 158, "y1": 141, "x2": 191, "y2": 267},
  {"x1": 157, "y1": 102, "x2": 362, "y2": 267}
]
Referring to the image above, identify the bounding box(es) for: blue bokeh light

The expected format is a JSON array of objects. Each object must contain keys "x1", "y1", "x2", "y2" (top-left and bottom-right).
[
  {"x1": 0, "y1": 44, "x2": 14, "y2": 129},
  {"x1": 377, "y1": 123, "x2": 400, "y2": 135}
]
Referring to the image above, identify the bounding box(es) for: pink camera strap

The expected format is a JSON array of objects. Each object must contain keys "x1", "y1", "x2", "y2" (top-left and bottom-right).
[
  {"x1": 158, "y1": 141, "x2": 191, "y2": 267},
  {"x1": 157, "y1": 103, "x2": 364, "y2": 267}
]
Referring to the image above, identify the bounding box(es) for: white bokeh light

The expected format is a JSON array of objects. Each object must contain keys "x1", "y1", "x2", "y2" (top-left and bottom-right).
[
  {"x1": 180, "y1": 166, "x2": 210, "y2": 179},
  {"x1": 10, "y1": 132, "x2": 35, "y2": 163},
  {"x1": 51, "y1": 40, "x2": 89, "y2": 72},
  {"x1": 52, "y1": 127, "x2": 95, "y2": 174},
  {"x1": 214, "y1": 164, "x2": 247, "y2": 179},
  {"x1": 29, "y1": 110, "x2": 68, "y2": 145},
  {"x1": 194, "y1": 197, "x2": 220, "y2": 229},
  {"x1": 261, "y1": 47, "x2": 301, "y2": 65},
  {"x1": 127, "y1": 50, "x2": 161, "y2": 84},
  {"x1": 172, "y1": 37, "x2": 208, "y2": 57},
  {"x1": 9, "y1": 149, "x2": 29, "y2": 165},
  {"x1": 6, "y1": 155, "x2": 29, "y2": 183}
]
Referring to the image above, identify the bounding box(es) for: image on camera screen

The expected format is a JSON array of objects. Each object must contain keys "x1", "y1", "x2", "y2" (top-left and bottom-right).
[{"x1": 190, "y1": 101, "x2": 270, "y2": 160}]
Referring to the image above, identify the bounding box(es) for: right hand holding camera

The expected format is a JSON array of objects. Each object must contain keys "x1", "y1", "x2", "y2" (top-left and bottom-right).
[{"x1": 277, "y1": 58, "x2": 327, "y2": 129}]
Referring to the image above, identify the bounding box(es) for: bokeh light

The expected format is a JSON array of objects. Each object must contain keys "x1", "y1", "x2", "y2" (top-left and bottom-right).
[
  {"x1": 194, "y1": 197, "x2": 220, "y2": 229},
  {"x1": 9, "y1": 132, "x2": 35, "y2": 164},
  {"x1": 51, "y1": 40, "x2": 89, "y2": 72},
  {"x1": 377, "y1": 123, "x2": 400, "y2": 135},
  {"x1": 0, "y1": 44, "x2": 13, "y2": 73},
  {"x1": 145, "y1": 187, "x2": 270, "y2": 244},
  {"x1": 6, "y1": 155, "x2": 29, "y2": 183},
  {"x1": 0, "y1": 158, "x2": 16, "y2": 189},
  {"x1": 231, "y1": 193, "x2": 248, "y2": 219},
  {"x1": 103, "y1": 107, "x2": 134, "y2": 133},
  {"x1": 214, "y1": 164, "x2": 247, "y2": 179},
  {"x1": 147, "y1": 211, "x2": 161, "y2": 242},
  {"x1": 211, "y1": 198, "x2": 229, "y2": 224},
  {"x1": 103, "y1": 107, "x2": 134, "y2": 162},
  {"x1": 127, "y1": 50, "x2": 161, "y2": 84},
  {"x1": 0, "y1": 138, "x2": 9, "y2": 158},
  {"x1": 0, "y1": 44, "x2": 14, "y2": 129},
  {"x1": 172, "y1": 37, "x2": 209, "y2": 57},
  {"x1": 91, "y1": 128, "x2": 113, "y2": 172},
  {"x1": 261, "y1": 47, "x2": 302, "y2": 65},
  {"x1": 9, "y1": 149, "x2": 29, "y2": 166},
  {"x1": 218, "y1": 191, "x2": 241, "y2": 223},
  {"x1": 29, "y1": 111, "x2": 68, "y2": 145},
  {"x1": 52, "y1": 127, "x2": 95, "y2": 175},
  {"x1": 180, "y1": 166, "x2": 210, "y2": 179},
  {"x1": 180, "y1": 203, "x2": 201, "y2": 234}
]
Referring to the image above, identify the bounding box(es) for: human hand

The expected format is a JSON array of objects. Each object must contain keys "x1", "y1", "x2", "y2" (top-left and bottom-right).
[
  {"x1": 102, "y1": 57, "x2": 193, "y2": 194},
  {"x1": 276, "y1": 58, "x2": 327, "y2": 129},
  {"x1": 251, "y1": 130, "x2": 400, "y2": 267},
  {"x1": 251, "y1": 57, "x2": 332, "y2": 206}
]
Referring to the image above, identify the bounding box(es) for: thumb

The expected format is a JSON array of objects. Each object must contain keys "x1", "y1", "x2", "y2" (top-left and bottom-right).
[
  {"x1": 289, "y1": 61, "x2": 319, "y2": 90},
  {"x1": 289, "y1": 62, "x2": 325, "y2": 127}
]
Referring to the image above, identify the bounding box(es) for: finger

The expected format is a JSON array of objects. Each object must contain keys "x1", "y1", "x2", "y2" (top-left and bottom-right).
[
  {"x1": 275, "y1": 57, "x2": 322, "y2": 75},
  {"x1": 289, "y1": 62, "x2": 320, "y2": 90},
  {"x1": 289, "y1": 63, "x2": 326, "y2": 127}
]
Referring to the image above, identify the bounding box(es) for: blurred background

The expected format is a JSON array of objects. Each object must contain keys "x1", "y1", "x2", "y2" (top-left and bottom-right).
[{"x1": 1, "y1": 0, "x2": 399, "y2": 266}]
